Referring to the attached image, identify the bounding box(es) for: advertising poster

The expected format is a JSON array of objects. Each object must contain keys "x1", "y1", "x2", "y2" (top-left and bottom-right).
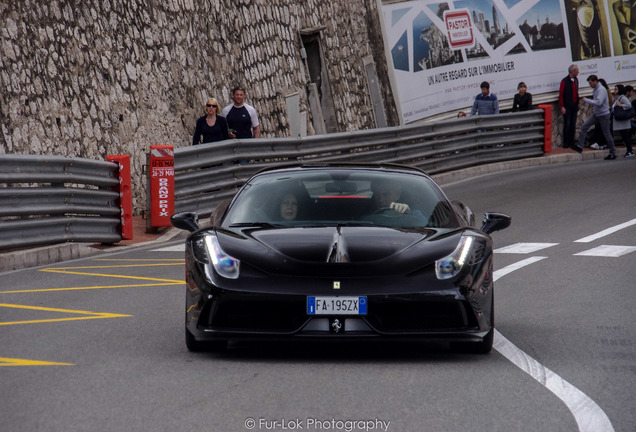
[{"x1": 381, "y1": 0, "x2": 636, "y2": 123}]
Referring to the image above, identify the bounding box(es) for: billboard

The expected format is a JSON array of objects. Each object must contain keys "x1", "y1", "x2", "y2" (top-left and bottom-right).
[{"x1": 381, "y1": 0, "x2": 636, "y2": 124}]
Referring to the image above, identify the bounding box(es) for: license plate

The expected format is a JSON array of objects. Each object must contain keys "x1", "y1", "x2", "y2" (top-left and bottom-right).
[{"x1": 307, "y1": 296, "x2": 367, "y2": 315}]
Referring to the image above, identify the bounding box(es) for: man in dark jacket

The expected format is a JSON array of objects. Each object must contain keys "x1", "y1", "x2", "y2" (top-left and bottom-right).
[{"x1": 559, "y1": 64, "x2": 580, "y2": 149}]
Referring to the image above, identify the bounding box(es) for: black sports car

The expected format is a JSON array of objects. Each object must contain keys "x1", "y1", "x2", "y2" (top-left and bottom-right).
[{"x1": 171, "y1": 164, "x2": 510, "y2": 353}]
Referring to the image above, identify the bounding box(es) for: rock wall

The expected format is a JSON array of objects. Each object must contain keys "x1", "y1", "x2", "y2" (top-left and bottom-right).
[{"x1": 1, "y1": 0, "x2": 398, "y2": 213}]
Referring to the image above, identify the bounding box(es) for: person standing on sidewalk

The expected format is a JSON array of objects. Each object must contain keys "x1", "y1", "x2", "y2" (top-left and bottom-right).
[
  {"x1": 613, "y1": 85, "x2": 634, "y2": 158},
  {"x1": 573, "y1": 75, "x2": 616, "y2": 160},
  {"x1": 559, "y1": 64, "x2": 580, "y2": 150}
]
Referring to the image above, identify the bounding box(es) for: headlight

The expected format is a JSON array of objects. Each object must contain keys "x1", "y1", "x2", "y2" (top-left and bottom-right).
[
  {"x1": 192, "y1": 234, "x2": 240, "y2": 280},
  {"x1": 435, "y1": 235, "x2": 474, "y2": 280}
]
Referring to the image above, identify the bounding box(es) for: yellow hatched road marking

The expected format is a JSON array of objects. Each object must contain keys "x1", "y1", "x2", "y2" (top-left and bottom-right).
[
  {"x1": 0, "y1": 357, "x2": 74, "y2": 366},
  {"x1": 43, "y1": 263, "x2": 183, "y2": 270},
  {"x1": 0, "y1": 303, "x2": 131, "y2": 326},
  {"x1": 0, "y1": 282, "x2": 183, "y2": 294},
  {"x1": 39, "y1": 268, "x2": 183, "y2": 283}
]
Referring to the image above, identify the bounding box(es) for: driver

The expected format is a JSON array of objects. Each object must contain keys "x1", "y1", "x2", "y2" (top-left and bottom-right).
[{"x1": 372, "y1": 180, "x2": 411, "y2": 214}]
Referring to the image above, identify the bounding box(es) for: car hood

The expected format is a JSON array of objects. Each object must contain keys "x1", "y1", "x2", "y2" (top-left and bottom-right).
[{"x1": 216, "y1": 226, "x2": 463, "y2": 277}]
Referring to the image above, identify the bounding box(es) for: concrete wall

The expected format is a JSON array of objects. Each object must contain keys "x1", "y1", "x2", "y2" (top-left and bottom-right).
[{"x1": 1, "y1": 0, "x2": 399, "y2": 213}]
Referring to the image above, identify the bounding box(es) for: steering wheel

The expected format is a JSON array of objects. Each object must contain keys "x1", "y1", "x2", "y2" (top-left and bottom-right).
[{"x1": 372, "y1": 206, "x2": 395, "y2": 215}]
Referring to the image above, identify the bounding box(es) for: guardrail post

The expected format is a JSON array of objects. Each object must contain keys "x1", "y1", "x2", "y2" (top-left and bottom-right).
[
  {"x1": 147, "y1": 145, "x2": 175, "y2": 231},
  {"x1": 105, "y1": 155, "x2": 133, "y2": 240},
  {"x1": 539, "y1": 104, "x2": 552, "y2": 153}
]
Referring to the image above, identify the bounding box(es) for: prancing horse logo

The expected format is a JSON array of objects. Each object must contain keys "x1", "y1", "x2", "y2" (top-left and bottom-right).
[{"x1": 331, "y1": 318, "x2": 342, "y2": 333}]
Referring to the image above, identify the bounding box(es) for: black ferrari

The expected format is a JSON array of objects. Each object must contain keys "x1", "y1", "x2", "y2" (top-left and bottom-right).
[{"x1": 171, "y1": 164, "x2": 510, "y2": 353}]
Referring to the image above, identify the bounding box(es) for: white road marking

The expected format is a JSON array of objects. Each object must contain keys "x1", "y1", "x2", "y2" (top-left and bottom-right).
[
  {"x1": 495, "y1": 243, "x2": 558, "y2": 254},
  {"x1": 575, "y1": 218, "x2": 636, "y2": 243},
  {"x1": 152, "y1": 244, "x2": 186, "y2": 252},
  {"x1": 494, "y1": 331, "x2": 614, "y2": 432},
  {"x1": 574, "y1": 245, "x2": 636, "y2": 258},
  {"x1": 493, "y1": 256, "x2": 547, "y2": 279},
  {"x1": 494, "y1": 260, "x2": 615, "y2": 432}
]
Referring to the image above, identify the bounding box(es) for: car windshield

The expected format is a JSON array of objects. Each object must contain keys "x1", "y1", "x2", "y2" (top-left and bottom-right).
[{"x1": 222, "y1": 168, "x2": 460, "y2": 229}]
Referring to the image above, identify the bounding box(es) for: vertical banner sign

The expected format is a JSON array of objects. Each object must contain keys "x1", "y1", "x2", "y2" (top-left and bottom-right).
[{"x1": 149, "y1": 145, "x2": 174, "y2": 227}]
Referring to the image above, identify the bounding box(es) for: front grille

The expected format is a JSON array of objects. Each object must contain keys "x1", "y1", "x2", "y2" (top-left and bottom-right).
[
  {"x1": 365, "y1": 298, "x2": 478, "y2": 332},
  {"x1": 210, "y1": 297, "x2": 308, "y2": 332}
]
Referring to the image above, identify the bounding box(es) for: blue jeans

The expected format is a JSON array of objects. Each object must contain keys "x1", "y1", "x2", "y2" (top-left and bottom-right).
[{"x1": 578, "y1": 113, "x2": 615, "y2": 156}]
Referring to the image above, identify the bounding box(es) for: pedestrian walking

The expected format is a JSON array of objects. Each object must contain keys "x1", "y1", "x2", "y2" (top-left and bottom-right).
[{"x1": 573, "y1": 75, "x2": 616, "y2": 159}]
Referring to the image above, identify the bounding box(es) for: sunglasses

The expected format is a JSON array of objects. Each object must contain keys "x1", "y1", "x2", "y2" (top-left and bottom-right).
[{"x1": 206, "y1": 104, "x2": 217, "y2": 108}]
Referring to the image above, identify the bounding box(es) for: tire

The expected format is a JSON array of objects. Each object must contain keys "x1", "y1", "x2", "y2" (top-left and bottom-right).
[{"x1": 185, "y1": 327, "x2": 227, "y2": 352}]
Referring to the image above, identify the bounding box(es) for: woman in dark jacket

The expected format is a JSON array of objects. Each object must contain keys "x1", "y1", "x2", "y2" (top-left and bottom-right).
[
  {"x1": 512, "y1": 82, "x2": 533, "y2": 112},
  {"x1": 192, "y1": 97, "x2": 229, "y2": 145}
]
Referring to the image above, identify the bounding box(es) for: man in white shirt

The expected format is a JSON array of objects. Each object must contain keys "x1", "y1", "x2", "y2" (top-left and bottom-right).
[{"x1": 222, "y1": 87, "x2": 260, "y2": 138}]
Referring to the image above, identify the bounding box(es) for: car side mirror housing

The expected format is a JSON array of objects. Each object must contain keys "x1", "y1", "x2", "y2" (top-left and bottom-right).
[
  {"x1": 481, "y1": 212, "x2": 511, "y2": 234},
  {"x1": 171, "y1": 212, "x2": 200, "y2": 232}
]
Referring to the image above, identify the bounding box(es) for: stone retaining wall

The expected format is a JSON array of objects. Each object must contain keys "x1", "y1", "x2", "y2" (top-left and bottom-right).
[{"x1": 1, "y1": 0, "x2": 398, "y2": 213}]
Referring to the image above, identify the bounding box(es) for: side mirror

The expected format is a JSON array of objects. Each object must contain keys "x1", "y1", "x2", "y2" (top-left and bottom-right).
[
  {"x1": 481, "y1": 212, "x2": 511, "y2": 234},
  {"x1": 171, "y1": 212, "x2": 200, "y2": 232}
]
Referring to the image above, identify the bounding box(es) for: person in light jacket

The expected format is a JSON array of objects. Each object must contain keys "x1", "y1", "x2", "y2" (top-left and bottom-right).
[{"x1": 573, "y1": 75, "x2": 616, "y2": 159}]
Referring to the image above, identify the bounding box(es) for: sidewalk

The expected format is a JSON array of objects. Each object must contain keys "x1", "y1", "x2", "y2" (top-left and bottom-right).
[{"x1": 0, "y1": 147, "x2": 625, "y2": 273}]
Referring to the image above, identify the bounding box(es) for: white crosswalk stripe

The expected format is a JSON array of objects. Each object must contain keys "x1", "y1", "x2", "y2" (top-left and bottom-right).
[
  {"x1": 574, "y1": 245, "x2": 636, "y2": 257},
  {"x1": 495, "y1": 243, "x2": 558, "y2": 254}
]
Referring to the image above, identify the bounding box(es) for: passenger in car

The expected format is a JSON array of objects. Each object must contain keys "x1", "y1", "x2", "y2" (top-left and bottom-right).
[{"x1": 279, "y1": 192, "x2": 298, "y2": 221}]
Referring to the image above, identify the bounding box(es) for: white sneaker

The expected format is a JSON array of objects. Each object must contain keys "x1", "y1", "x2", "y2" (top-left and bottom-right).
[
  {"x1": 624, "y1": 152, "x2": 634, "y2": 158},
  {"x1": 590, "y1": 143, "x2": 600, "y2": 149}
]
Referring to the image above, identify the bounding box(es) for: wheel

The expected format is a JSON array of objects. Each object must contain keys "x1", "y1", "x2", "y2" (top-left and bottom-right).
[{"x1": 185, "y1": 327, "x2": 227, "y2": 352}]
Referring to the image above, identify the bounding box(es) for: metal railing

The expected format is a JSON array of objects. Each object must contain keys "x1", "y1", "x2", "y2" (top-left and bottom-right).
[
  {"x1": 0, "y1": 154, "x2": 123, "y2": 249},
  {"x1": 174, "y1": 109, "x2": 548, "y2": 216}
]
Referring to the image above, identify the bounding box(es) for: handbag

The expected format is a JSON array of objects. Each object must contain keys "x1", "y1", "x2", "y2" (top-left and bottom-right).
[{"x1": 614, "y1": 98, "x2": 634, "y2": 120}]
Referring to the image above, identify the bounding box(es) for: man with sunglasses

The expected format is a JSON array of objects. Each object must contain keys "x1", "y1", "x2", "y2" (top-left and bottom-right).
[{"x1": 222, "y1": 86, "x2": 261, "y2": 139}]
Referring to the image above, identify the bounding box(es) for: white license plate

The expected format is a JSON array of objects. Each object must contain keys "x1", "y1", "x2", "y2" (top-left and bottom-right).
[{"x1": 307, "y1": 296, "x2": 367, "y2": 315}]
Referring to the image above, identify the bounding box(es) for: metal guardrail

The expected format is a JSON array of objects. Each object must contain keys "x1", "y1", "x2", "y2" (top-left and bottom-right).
[
  {"x1": 0, "y1": 154, "x2": 123, "y2": 249},
  {"x1": 174, "y1": 109, "x2": 548, "y2": 216}
]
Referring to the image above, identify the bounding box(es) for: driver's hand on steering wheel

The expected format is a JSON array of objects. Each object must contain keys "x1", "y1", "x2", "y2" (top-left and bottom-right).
[{"x1": 390, "y1": 202, "x2": 410, "y2": 214}]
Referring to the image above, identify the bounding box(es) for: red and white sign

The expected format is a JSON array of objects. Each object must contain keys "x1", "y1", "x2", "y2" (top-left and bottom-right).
[
  {"x1": 149, "y1": 145, "x2": 174, "y2": 227},
  {"x1": 444, "y1": 9, "x2": 474, "y2": 50}
]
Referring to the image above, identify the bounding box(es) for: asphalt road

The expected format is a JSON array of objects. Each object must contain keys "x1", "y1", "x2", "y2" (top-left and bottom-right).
[{"x1": 1, "y1": 158, "x2": 634, "y2": 432}]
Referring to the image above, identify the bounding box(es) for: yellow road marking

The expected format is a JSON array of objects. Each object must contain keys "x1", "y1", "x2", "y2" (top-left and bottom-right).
[
  {"x1": 40, "y1": 268, "x2": 183, "y2": 283},
  {"x1": 41, "y1": 263, "x2": 183, "y2": 270},
  {"x1": 0, "y1": 357, "x2": 74, "y2": 366},
  {"x1": 92, "y1": 259, "x2": 184, "y2": 262},
  {"x1": 0, "y1": 303, "x2": 131, "y2": 326},
  {"x1": 0, "y1": 282, "x2": 183, "y2": 295}
]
